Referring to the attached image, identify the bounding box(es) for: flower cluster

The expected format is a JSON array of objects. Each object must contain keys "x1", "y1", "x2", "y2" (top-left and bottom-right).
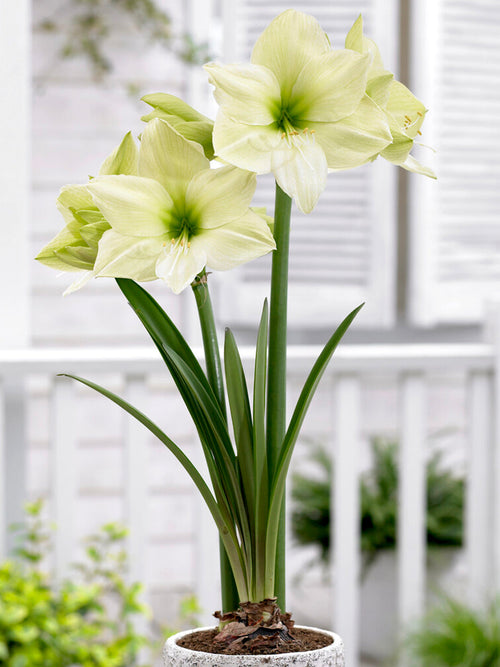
[{"x1": 37, "y1": 9, "x2": 433, "y2": 293}]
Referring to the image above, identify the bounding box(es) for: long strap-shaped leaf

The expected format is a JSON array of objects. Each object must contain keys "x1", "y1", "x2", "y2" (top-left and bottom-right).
[
  {"x1": 224, "y1": 328, "x2": 255, "y2": 587},
  {"x1": 116, "y1": 278, "x2": 216, "y2": 402},
  {"x1": 264, "y1": 303, "x2": 364, "y2": 590},
  {"x1": 224, "y1": 329, "x2": 254, "y2": 520},
  {"x1": 116, "y1": 280, "x2": 252, "y2": 580},
  {"x1": 118, "y1": 278, "x2": 239, "y2": 526},
  {"x1": 160, "y1": 345, "x2": 254, "y2": 577},
  {"x1": 253, "y1": 300, "x2": 269, "y2": 600},
  {"x1": 121, "y1": 288, "x2": 235, "y2": 468},
  {"x1": 60, "y1": 373, "x2": 248, "y2": 597}
]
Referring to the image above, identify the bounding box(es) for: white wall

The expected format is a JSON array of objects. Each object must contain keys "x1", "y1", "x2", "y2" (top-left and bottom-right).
[{"x1": 31, "y1": 0, "x2": 190, "y2": 346}]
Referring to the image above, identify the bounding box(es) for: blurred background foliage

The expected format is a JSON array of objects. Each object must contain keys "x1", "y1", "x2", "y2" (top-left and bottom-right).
[
  {"x1": 0, "y1": 501, "x2": 157, "y2": 666},
  {"x1": 291, "y1": 438, "x2": 465, "y2": 574},
  {"x1": 35, "y1": 0, "x2": 211, "y2": 83}
]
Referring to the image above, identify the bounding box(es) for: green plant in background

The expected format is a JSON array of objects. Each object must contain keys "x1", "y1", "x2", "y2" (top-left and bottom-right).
[
  {"x1": 0, "y1": 501, "x2": 152, "y2": 666},
  {"x1": 162, "y1": 595, "x2": 203, "y2": 640},
  {"x1": 292, "y1": 438, "x2": 464, "y2": 571},
  {"x1": 36, "y1": 0, "x2": 211, "y2": 83},
  {"x1": 403, "y1": 596, "x2": 500, "y2": 667}
]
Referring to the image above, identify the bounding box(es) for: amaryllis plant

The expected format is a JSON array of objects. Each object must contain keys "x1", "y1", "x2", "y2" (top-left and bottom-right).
[{"x1": 37, "y1": 9, "x2": 434, "y2": 652}]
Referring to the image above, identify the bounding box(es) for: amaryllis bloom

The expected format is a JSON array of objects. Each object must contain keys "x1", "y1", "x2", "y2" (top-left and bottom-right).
[
  {"x1": 346, "y1": 15, "x2": 436, "y2": 178},
  {"x1": 88, "y1": 119, "x2": 276, "y2": 294},
  {"x1": 141, "y1": 93, "x2": 215, "y2": 160},
  {"x1": 204, "y1": 9, "x2": 393, "y2": 213},
  {"x1": 36, "y1": 132, "x2": 139, "y2": 293}
]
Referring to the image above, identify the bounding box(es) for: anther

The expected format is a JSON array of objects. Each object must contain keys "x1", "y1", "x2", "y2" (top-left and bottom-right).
[
  {"x1": 417, "y1": 111, "x2": 423, "y2": 117},
  {"x1": 417, "y1": 130, "x2": 422, "y2": 136},
  {"x1": 281, "y1": 132, "x2": 286, "y2": 139},
  {"x1": 405, "y1": 115, "x2": 411, "y2": 122}
]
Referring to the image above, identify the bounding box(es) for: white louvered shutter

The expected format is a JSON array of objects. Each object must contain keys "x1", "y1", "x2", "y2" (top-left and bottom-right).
[
  {"x1": 408, "y1": 0, "x2": 500, "y2": 326},
  {"x1": 215, "y1": 0, "x2": 400, "y2": 330}
]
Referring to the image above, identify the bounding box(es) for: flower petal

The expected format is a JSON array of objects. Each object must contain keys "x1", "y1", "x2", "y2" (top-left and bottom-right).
[
  {"x1": 138, "y1": 118, "x2": 208, "y2": 195},
  {"x1": 204, "y1": 63, "x2": 281, "y2": 125},
  {"x1": 366, "y1": 71, "x2": 394, "y2": 108},
  {"x1": 186, "y1": 166, "x2": 257, "y2": 229},
  {"x1": 88, "y1": 175, "x2": 173, "y2": 237},
  {"x1": 203, "y1": 209, "x2": 276, "y2": 271},
  {"x1": 141, "y1": 93, "x2": 212, "y2": 123},
  {"x1": 251, "y1": 9, "x2": 331, "y2": 102},
  {"x1": 386, "y1": 80, "x2": 427, "y2": 139},
  {"x1": 36, "y1": 226, "x2": 87, "y2": 272},
  {"x1": 63, "y1": 271, "x2": 94, "y2": 295},
  {"x1": 212, "y1": 111, "x2": 281, "y2": 173},
  {"x1": 98, "y1": 131, "x2": 139, "y2": 176},
  {"x1": 345, "y1": 15, "x2": 385, "y2": 70},
  {"x1": 57, "y1": 185, "x2": 95, "y2": 224},
  {"x1": 400, "y1": 154, "x2": 437, "y2": 179},
  {"x1": 155, "y1": 239, "x2": 207, "y2": 294},
  {"x1": 94, "y1": 229, "x2": 162, "y2": 280},
  {"x1": 271, "y1": 136, "x2": 328, "y2": 214},
  {"x1": 290, "y1": 50, "x2": 370, "y2": 122},
  {"x1": 380, "y1": 129, "x2": 413, "y2": 164},
  {"x1": 308, "y1": 95, "x2": 392, "y2": 170}
]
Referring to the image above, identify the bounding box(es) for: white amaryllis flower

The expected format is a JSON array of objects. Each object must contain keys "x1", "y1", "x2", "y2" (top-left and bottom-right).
[
  {"x1": 88, "y1": 119, "x2": 276, "y2": 294},
  {"x1": 346, "y1": 15, "x2": 436, "y2": 178},
  {"x1": 35, "y1": 131, "x2": 139, "y2": 293},
  {"x1": 204, "y1": 9, "x2": 392, "y2": 213}
]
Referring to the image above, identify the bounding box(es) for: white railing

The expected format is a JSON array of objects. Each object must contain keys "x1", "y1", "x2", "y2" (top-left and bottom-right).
[{"x1": 0, "y1": 341, "x2": 499, "y2": 666}]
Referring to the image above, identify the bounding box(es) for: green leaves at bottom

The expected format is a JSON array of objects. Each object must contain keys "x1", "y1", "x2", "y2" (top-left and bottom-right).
[{"x1": 59, "y1": 372, "x2": 248, "y2": 598}]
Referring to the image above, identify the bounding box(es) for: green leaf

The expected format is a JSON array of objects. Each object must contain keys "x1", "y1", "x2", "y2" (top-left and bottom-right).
[
  {"x1": 59, "y1": 372, "x2": 248, "y2": 597},
  {"x1": 253, "y1": 299, "x2": 269, "y2": 599},
  {"x1": 115, "y1": 278, "x2": 213, "y2": 398},
  {"x1": 159, "y1": 345, "x2": 253, "y2": 578},
  {"x1": 265, "y1": 303, "x2": 363, "y2": 585},
  {"x1": 224, "y1": 327, "x2": 254, "y2": 519},
  {"x1": 116, "y1": 278, "x2": 238, "y2": 525}
]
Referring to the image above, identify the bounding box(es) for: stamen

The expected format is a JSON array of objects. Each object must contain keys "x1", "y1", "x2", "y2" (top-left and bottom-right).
[
  {"x1": 417, "y1": 130, "x2": 422, "y2": 136},
  {"x1": 405, "y1": 115, "x2": 411, "y2": 123},
  {"x1": 417, "y1": 111, "x2": 423, "y2": 117}
]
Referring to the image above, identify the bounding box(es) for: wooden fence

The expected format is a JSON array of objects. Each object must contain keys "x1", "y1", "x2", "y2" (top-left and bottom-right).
[{"x1": 1, "y1": 339, "x2": 499, "y2": 665}]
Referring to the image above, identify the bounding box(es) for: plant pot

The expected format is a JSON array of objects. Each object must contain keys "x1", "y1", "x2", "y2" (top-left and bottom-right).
[{"x1": 162, "y1": 626, "x2": 344, "y2": 666}]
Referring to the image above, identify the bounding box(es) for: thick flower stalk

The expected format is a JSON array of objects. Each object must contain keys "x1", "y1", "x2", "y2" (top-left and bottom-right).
[{"x1": 205, "y1": 9, "x2": 393, "y2": 213}]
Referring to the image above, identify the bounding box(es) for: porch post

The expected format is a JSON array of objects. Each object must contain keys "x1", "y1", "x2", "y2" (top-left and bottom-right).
[{"x1": 0, "y1": 0, "x2": 31, "y2": 552}]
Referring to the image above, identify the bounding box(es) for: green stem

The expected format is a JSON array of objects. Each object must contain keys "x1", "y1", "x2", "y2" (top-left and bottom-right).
[
  {"x1": 191, "y1": 270, "x2": 240, "y2": 613},
  {"x1": 266, "y1": 183, "x2": 292, "y2": 610}
]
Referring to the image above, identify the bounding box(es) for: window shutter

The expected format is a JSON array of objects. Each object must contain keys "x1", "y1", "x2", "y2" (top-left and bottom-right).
[
  {"x1": 408, "y1": 0, "x2": 500, "y2": 326},
  {"x1": 216, "y1": 0, "x2": 400, "y2": 330}
]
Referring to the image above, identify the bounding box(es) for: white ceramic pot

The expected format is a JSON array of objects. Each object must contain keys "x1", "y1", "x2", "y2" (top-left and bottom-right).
[{"x1": 163, "y1": 626, "x2": 344, "y2": 666}]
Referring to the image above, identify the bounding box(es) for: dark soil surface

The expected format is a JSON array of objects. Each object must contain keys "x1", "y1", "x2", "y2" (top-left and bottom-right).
[{"x1": 177, "y1": 627, "x2": 333, "y2": 655}]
